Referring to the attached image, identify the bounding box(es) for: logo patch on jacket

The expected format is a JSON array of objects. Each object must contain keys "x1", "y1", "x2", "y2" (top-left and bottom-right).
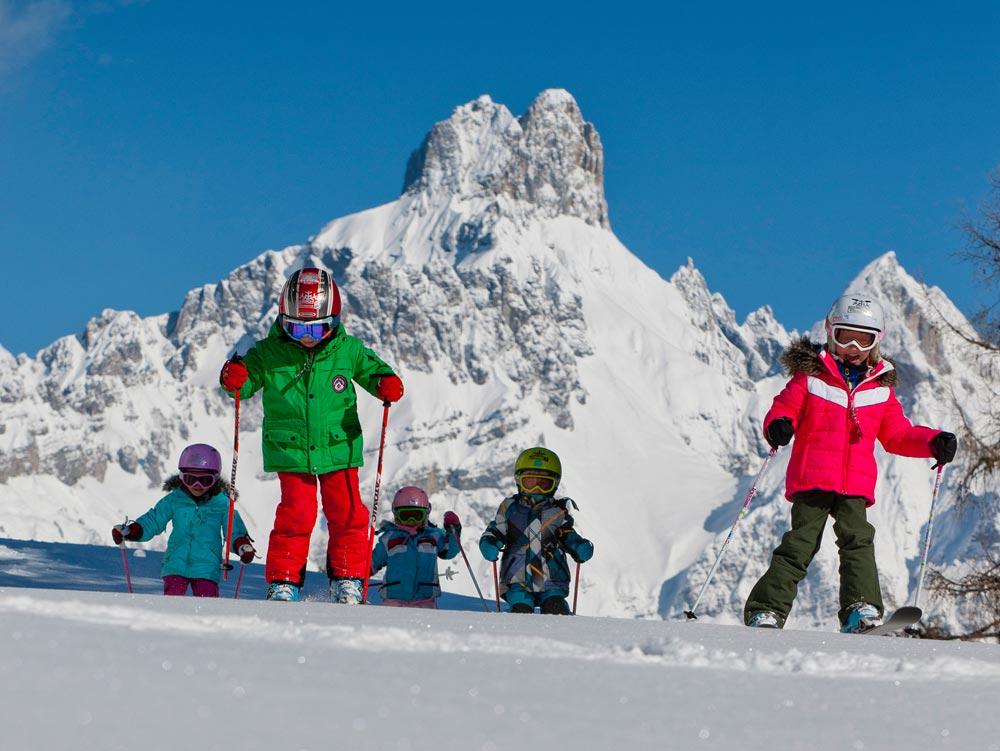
[{"x1": 332, "y1": 375, "x2": 347, "y2": 393}]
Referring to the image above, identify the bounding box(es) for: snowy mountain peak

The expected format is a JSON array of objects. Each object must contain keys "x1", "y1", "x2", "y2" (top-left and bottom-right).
[
  {"x1": 1, "y1": 92, "x2": 994, "y2": 631},
  {"x1": 825, "y1": 250, "x2": 975, "y2": 377},
  {"x1": 402, "y1": 89, "x2": 608, "y2": 229}
]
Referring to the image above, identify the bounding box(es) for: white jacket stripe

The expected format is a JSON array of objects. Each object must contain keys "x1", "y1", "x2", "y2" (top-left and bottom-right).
[
  {"x1": 806, "y1": 376, "x2": 848, "y2": 408},
  {"x1": 853, "y1": 386, "x2": 890, "y2": 408}
]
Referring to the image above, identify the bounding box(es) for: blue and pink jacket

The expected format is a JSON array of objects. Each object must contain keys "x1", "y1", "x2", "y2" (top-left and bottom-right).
[{"x1": 370, "y1": 522, "x2": 460, "y2": 601}]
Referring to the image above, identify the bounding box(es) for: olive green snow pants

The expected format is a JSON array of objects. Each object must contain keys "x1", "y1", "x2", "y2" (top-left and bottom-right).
[{"x1": 743, "y1": 490, "x2": 884, "y2": 628}]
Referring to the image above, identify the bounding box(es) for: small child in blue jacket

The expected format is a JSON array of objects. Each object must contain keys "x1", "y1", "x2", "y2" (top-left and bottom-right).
[
  {"x1": 111, "y1": 444, "x2": 256, "y2": 597},
  {"x1": 370, "y1": 487, "x2": 461, "y2": 609}
]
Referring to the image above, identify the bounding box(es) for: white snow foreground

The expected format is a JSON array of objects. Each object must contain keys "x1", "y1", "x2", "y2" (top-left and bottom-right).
[{"x1": 2, "y1": 540, "x2": 1000, "y2": 751}]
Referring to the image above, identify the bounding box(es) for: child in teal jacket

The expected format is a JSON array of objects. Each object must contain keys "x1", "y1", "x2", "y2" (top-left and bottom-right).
[{"x1": 112, "y1": 444, "x2": 256, "y2": 597}]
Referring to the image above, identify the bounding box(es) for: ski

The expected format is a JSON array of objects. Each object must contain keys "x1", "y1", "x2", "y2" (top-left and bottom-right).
[{"x1": 857, "y1": 606, "x2": 922, "y2": 636}]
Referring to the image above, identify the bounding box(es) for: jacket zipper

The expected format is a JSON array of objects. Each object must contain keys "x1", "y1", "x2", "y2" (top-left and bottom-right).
[{"x1": 302, "y1": 350, "x2": 315, "y2": 467}]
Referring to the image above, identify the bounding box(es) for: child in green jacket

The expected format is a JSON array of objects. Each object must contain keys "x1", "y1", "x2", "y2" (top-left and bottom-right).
[{"x1": 219, "y1": 267, "x2": 403, "y2": 603}]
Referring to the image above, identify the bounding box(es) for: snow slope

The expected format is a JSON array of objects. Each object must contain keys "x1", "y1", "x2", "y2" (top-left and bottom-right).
[{"x1": 1, "y1": 538, "x2": 998, "y2": 751}]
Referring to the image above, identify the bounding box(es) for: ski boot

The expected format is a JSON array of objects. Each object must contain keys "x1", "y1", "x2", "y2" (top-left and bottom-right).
[
  {"x1": 330, "y1": 577, "x2": 364, "y2": 604},
  {"x1": 539, "y1": 596, "x2": 571, "y2": 615},
  {"x1": 266, "y1": 581, "x2": 300, "y2": 602},
  {"x1": 746, "y1": 611, "x2": 780, "y2": 628},
  {"x1": 842, "y1": 603, "x2": 882, "y2": 634},
  {"x1": 509, "y1": 602, "x2": 534, "y2": 614}
]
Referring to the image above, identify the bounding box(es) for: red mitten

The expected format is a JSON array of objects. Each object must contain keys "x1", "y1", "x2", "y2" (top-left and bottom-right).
[
  {"x1": 112, "y1": 522, "x2": 142, "y2": 545},
  {"x1": 233, "y1": 536, "x2": 256, "y2": 564},
  {"x1": 375, "y1": 375, "x2": 404, "y2": 403},
  {"x1": 220, "y1": 358, "x2": 249, "y2": 392}
]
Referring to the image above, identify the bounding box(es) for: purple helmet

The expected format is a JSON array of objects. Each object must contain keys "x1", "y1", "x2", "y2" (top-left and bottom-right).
[{"x1": 178, "y1": 444, "x2": 222, "y2": 473}]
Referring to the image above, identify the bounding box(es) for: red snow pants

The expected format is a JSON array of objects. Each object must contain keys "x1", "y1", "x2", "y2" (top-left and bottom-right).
[{"x1": 265, "y1": 468, "x2": 369, "y2": 586}]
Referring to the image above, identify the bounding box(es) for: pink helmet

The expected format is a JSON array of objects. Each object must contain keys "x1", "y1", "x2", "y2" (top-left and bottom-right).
[
  {"x1": 279, "y1": 267, "x2": 342, "y2": 320},
  {"x1": 392, "y1": 486, "x2": 431, "y2": 511},
  {"x1": 178, "y1": 444, "x2": 222, "y2": 473}
]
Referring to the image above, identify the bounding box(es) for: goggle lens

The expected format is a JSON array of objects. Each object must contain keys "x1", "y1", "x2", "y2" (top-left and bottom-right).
[
  {"x1": 282, "y1": 315, "x2": 338, "y2": 342},
  {"x1": 517, "y1": 472, "x2": 556, "y2": 495},
  {"x1": 832, "y1": 325, "x2": 879, "y2": 351},
  {"x1": 394, "y1": 507, "x2": 428, "y2": 526},
  {"x1": 181, "y1": 472, "x2": 218, "y2": 490}
]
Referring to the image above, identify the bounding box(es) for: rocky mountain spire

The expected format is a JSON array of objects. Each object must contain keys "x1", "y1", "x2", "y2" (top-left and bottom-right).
[{"x1": 402, "y1": 89, "x2": 609, "y2": 229}]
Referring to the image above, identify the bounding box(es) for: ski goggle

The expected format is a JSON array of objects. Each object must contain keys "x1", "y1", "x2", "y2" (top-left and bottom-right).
[
  {"x1": 831, "y1": 325, "x2": 881, "y2": 352},
  {"x1": 517, "y1": 471, "x2": 558, "y2": 495},
  {"x1": 282, "y1": 315, "x2": 338, "y2": 342},
  {"x1": 394, "y1": 507, "x2": 428, "y2": 526},
  {"x1": 181, "y1": 472, "x2": 218, "y2": 490}
]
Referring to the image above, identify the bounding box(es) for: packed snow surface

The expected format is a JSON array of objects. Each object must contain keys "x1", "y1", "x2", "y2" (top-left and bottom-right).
[{"x1": 0, "y1": 539, "x2": 997, "y2": 751}]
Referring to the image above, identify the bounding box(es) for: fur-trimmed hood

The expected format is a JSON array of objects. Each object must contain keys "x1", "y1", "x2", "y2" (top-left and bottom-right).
[{"x1": 780, "y1": 337, "x2": 898, "y2": 388}]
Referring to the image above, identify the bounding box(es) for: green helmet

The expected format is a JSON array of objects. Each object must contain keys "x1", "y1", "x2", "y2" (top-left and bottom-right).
[{"x1": 514, "y1": 447, "x2": 562, "y2": 496}]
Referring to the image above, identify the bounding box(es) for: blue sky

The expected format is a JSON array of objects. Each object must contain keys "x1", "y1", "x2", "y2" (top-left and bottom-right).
[{"x1": 2, "y1": 1, "x2": 999, "y2": 356}]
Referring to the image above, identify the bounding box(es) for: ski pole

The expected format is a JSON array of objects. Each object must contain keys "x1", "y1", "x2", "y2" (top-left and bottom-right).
[
  {"x1": 572, "y1": 561, "x2": 581, "y2": 615},
  {"x1": 362, "y1": 401, "x2": 391, "y2": 604},
  {"x1": 233, "y1": 563, "x2": 246, "y2": 600},
  {"x1": 222, "y1": 388, "x2": 241, "y2": 580},
  {"x1": 685, "y1": 446, "x2": 777, "y2": 620},
  {"x1": 453, "y1": 534, "x2": 490, "y2": 612},
  {"x1": 116, "y1": 516, "x2": 134, "y2": 593},
  {"x1": 913, "y1": 465, "x2": 945, "y2": 608},
  {"x1": 118, "y1": 542, "x2": 133, "y2": 593},
  {"x1": 492, "y1": 561, "x2": 503, "y2": 612}
]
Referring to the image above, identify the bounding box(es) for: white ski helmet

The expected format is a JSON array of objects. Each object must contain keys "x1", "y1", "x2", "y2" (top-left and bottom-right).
[
  {"x1": 825, "y1": 293, "x2": 885, "y2": 359},
  {"x1": 825, "y1": 293, "x2": 885, "y2": 333}
]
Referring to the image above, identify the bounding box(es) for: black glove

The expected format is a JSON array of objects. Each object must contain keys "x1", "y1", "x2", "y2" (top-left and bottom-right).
[
  {"x1": 930, "y1": 431, "x2": 957, "y2": 468},
  {"x1": 765, "y1": 417, "x2": 794, "y2": 449}
]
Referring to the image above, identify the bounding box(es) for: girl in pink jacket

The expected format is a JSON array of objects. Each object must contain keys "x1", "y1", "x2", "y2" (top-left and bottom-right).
[{"x1": 744, "y1": 294, "x2": 957, "y2": 633}]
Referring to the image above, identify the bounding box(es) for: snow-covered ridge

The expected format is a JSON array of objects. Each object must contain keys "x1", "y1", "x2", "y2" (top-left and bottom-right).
[
  {"x1": 3, "y1": 540, "x2": 1000, "y2": 751},
  {"x1": 0, "y1": 91, "x2": 994, "y2": 633}
]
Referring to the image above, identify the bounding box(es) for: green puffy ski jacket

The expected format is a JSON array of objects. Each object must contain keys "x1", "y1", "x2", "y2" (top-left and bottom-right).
[{"x1": 225, "y1": 319, "x2": 396, "y2": 474}]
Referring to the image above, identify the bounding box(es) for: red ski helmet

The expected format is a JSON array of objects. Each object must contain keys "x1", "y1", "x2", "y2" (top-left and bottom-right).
[
  {"x1": 178, "y1": 443, "x2": 222, "y2": 473},
  {"x1": 279, "y1": 267, "x2": 341, "y2": 320}
]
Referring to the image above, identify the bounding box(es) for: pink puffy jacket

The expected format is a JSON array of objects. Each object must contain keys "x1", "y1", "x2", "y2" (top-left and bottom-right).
[{"x1": 764, "y1": 339, "x2": 938, "y2": 506}]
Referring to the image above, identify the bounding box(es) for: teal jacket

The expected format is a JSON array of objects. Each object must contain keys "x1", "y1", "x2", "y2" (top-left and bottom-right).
[
  {"x1": 225, "y1": 320, "x2": 395, "y2": 474},
  {"x1": 134, "y1": 478, "x2": 250, "y2": 583}
]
